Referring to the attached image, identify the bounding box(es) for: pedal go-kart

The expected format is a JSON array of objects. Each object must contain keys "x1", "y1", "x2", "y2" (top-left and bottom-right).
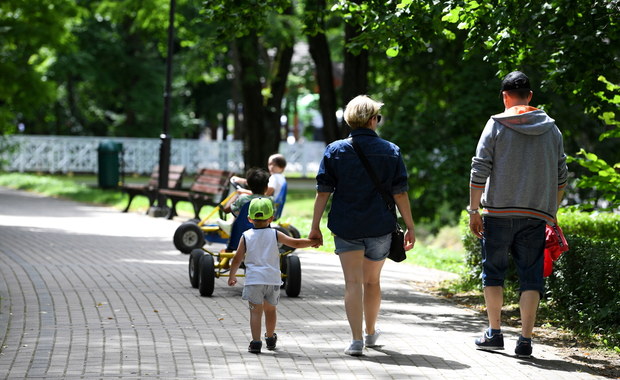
[{"x1": 172, "y1": 180, "x2": 302, "y2": 297}]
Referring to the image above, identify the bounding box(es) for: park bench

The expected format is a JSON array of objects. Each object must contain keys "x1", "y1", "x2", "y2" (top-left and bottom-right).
[
  {"x1": 120, "y1": 165, "x2": 186, "y2": 213},
  {"x1": 159, "y1": 168, "x2": 235, "y2": 220}
]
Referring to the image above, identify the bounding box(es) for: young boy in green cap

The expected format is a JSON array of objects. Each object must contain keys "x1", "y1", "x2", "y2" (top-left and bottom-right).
[{"x1": 228, "y1": 197, "x2": 319, "y2": 353}]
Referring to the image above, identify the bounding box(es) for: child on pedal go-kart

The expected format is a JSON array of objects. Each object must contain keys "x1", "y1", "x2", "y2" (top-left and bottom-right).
[{"x1": 217, "y1": 167, "x2": 270, "y2": 235}]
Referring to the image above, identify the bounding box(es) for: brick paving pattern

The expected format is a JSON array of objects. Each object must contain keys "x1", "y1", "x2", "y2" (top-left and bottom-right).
[{"x1": 0, "y1": 187, "x2": 606, "y2": 379}]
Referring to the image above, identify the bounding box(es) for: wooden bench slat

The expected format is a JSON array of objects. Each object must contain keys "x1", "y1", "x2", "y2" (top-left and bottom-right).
[
  {"x1": 120, "y1": 165, "x2": 186, "y2": 213},
  {"x1": 160, "y1": 168, "x2": 235, "y2": 220}
]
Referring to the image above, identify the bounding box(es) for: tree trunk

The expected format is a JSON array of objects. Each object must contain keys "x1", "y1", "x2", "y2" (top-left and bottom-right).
[
  {"x1": 306, "y1": 0, "x2": 339, "y2": 145},
  {"x1": 265, "y1": 42, "x2": 294, "y2": 154},
  {"x1": 308, "y1": 32, "x2": 339, "y2": 145},
  {"x1": 235, "y1": 34, "x2": 268, "y2": 169},
  {"x1": 229, "y1": 43, "x2": 244, "y2": 141},
  {"x1": 342, "y1": 19, "x2": 369, "y2": 138}
]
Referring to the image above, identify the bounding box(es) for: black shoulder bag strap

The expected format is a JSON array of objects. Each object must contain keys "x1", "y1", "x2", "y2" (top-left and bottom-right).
[{"x1": 350, "y1": 138, "x2": 395, "y2": 213}]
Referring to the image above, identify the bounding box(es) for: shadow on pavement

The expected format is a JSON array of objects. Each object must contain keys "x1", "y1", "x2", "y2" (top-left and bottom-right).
[
  {"x1": 367, "y1": 347, "x2": 470, "y2": 369},
  {"x1": 474, "y1": 348, "x2": 600, "y2": 376}
]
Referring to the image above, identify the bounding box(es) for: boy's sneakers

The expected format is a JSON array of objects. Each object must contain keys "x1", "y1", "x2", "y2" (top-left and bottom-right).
[
  {"x1": 515, "y1": 337, "x2": 533, "y2": 358},
  {"x1": 475, "y1": 329, "x2": 504, "y2": 350},
  {"x1": 248, "y1": 340, "x2": 262, "y2": 354},
  {"x1": 265, "y1": 333, "x2": 278, "y2": 351},
  {"x1": 364, "y1": 330, "x2": 381, "y2": 348},
  {"x1": 344, "y1": 340, "x2": 364, "y2": 356}
]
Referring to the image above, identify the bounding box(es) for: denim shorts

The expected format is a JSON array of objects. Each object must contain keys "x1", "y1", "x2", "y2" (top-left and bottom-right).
[
  {"x1": 333, "y1": 233, "x2": 392, "y2": 261},
  {"x1": 481, "y1": 217, "x2": 546, "y2": 294},
  {"x1": 242, "y1": 285, "x2": 280, "y2": 306}
]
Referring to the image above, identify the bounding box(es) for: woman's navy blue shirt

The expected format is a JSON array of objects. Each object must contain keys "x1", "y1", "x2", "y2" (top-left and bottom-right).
[{"x1": 316, "y1": 128, "x2": 409, "y2": 239}]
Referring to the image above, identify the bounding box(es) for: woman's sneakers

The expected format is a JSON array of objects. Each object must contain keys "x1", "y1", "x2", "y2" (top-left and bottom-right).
[
  {"x1": 475, "y1": 328, "x2": 504, "y2": 350},
  {"x1": 345, "y1": 330, "x2": 381, "y2": 356},
  {"x1": 344, "y1": 340, "x2": 364, "y2": 356},
  {"x1": 515, "y1": 336, "x2": 533, "y2": 358},
  {"x1": 364, "y1": 330, "x2": 382, "y2": 348}
]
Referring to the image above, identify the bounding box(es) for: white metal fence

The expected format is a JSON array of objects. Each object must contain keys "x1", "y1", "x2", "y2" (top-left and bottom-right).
[{"x1": 1, "y1": 135, "x2": 326, "y2": 177}]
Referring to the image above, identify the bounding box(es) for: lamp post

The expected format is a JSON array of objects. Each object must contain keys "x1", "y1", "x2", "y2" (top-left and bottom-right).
[{"x1": 149, "y1": 0, "x2": 176, "y2": 218}]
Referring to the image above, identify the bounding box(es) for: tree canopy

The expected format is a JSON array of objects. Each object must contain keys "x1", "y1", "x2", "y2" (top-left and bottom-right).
[{"x1": 1, "y1": 0, "x2": 618, "y2": 224}]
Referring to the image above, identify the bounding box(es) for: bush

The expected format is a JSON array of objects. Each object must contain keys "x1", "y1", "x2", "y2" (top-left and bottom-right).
[
  {"x1": 547, "y1": 211, "x2": 620, "y2": 348},
  {"x1": 460, "y1": 212, "x2": 484, "y2": 288},
  {"x1": 558, "y1": 209, "x2": 620, "y2": 239},
  {"x1": 547, "y1": 236, "x2": 620, "y2": 347},
  {"x1": 460, "y1": 210, "x2": 620, "y2": 349}
]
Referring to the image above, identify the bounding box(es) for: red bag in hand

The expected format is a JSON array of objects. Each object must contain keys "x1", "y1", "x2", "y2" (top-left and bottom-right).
[{"x1": 543, "y1": 224, "x2": 569, "y2": 277}]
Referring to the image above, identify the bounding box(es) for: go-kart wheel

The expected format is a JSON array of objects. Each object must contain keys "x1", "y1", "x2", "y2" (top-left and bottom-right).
[
  {"x1": 279, "y1": 254, "x2": 288, "y2": 289},
  {"x1": 274, "y1": 225, "x2": 295, "y2": 254},
  {"x1": 284, "y1": 255, "x2": 301, "y2": 297},
  {"x1": 287, "y1": 224, "x2": 301, "y2": 239},
  {"x1": 198, "y1": 254, "x2": 215, "y2": 297},
  {"x1": 173, "y1": 222, "x2": 205, "y2": 253},
  {"x1": 189, "y1": 249, "x2": 203, "y2": 288}
]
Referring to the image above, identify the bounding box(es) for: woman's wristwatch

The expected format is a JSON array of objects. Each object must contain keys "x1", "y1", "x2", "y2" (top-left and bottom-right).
[{"x1": 466, "y1": 206, "x2": 479, "y2": 215}]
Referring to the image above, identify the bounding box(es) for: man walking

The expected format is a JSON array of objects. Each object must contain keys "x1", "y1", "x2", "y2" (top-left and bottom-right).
[{"x1": 468, "y1": 71, "x2": 568, "y2": 358}]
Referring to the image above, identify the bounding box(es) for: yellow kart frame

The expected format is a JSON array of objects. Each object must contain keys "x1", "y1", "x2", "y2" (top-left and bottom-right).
[{"x1": 175, "y1": 190, "x2": 302, "y2": 297}]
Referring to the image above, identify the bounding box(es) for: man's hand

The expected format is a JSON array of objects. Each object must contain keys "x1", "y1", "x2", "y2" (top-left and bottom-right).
[
  {"x1": 228, "y1": 275, "x2": 237, "y2": 286},
  {"x1": 469, "y1": 213, "x2": 484, "y2": 239}
]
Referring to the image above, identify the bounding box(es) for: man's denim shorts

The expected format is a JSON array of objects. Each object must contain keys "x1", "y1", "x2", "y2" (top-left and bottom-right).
[
  {"x1": 242, "y1": 284, "x2": 280, "y2": 306},
  {"x1": 481, "y1": 217, "x2": 546, "y2": 294},
  {"x1": 334, "y1": 233, "x2": 391, "y2": 261}
]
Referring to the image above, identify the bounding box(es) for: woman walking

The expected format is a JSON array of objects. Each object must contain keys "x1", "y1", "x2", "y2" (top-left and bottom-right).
[{"x1": 309, "y1": 95, "x2": 416, "y2": 356}]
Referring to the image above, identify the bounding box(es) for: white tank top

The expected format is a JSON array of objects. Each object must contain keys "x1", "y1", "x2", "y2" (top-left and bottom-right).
[
  {"x1": 242, "y1": 227, "x2": 282, "y2": 286},
  {"x1": 268, "y1": 173, "x2": 286, "y2": 199}
]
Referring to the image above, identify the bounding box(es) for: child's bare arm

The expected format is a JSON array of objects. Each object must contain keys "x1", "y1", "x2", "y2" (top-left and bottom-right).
[
  {"x1": 228, "y1": 238, "x2": 246, "y2": 286},
  {"x1": 276, "y1": 231, "x2": 320, "y2": 249},
  {"x1": 230, "y1": 175, "x2": 248, "y2": 186},
  {"x1": 223, "y1": 196, "x2": 235, "y2": 213}
]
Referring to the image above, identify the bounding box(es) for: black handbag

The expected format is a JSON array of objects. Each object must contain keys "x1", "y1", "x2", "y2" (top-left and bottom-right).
[
  {"x1": 389, "y1": 224, "x2": 407, "y2": 262},
  {"x1": 351, "y1": 138, "x2": 407, "y2": 262}
]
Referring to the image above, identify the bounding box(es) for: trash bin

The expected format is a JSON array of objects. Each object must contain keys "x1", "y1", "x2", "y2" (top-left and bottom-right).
[{"x1": 97, "y1": 140, "x2": 123, "y2": 189}]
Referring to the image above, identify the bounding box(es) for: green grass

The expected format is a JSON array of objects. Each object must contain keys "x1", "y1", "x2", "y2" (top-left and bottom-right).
[
  {"x1": 0, "y1": 172, "x2": 466, "y2": 273},
  {"x1": 404, "y1": 244, "x2": 466, "y2": 273}
]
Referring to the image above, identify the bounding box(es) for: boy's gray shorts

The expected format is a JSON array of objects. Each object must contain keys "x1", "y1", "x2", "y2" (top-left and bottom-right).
[{"x1": 242, "y1": 285, "x2": 281, "y2": 306}]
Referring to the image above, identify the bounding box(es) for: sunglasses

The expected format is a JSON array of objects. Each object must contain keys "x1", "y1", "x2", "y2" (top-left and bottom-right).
[{"x1": 375, "y1": 115, "x2": 382, "y2": 123}]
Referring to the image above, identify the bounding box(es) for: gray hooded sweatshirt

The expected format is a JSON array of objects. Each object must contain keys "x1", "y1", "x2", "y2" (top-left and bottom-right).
[{"x1": 470, "y1": 106, "x2": 568, "y2": 224}]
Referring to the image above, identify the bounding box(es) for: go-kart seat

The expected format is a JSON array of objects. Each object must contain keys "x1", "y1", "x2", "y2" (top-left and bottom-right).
[
  {"x1": 226, "y1": 201, "x2": 253, "y2": 251},
  {"x1": 272, "y1": 181, "x2": 288, "y2": 221}
]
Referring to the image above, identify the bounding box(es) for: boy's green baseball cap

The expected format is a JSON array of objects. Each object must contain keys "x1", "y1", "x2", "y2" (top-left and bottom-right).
[{"x1": 249, "y1": 197, "x2": 274, "y2": 220}]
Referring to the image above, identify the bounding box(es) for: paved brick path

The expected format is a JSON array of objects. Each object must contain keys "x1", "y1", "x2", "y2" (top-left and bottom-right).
[{"x1": 0, "y1": 187, "x2": 606, "y2": 379}]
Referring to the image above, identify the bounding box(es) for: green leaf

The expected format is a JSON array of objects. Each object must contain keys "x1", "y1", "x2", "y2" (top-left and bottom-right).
[
  {"x1": 467, "y1": 1, "x2": 480, "y2": 10},
  {"x1": 442, "y1": 29, "x2": 456, "y2": 40},
  {"x1": 397, "y1": 0, "x2": 413, "y2": 9},
  {"x1": 386, "y1": 45, "x2": 400, "y2": 58},
  {"x1": 441, "y1": 7, "x2": 462, "y2": 23},
  {"x1": 598, "y1": 168, "x2": 615, "y2": 177},
  {"x1": 584, "y1": 151, "x2": 599, "y2": 161}
]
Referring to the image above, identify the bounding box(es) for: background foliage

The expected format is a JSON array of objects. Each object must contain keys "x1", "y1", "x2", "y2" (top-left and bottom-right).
[{"x1": 1, "y1": 0, "x2": 618, "y2": 222}]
